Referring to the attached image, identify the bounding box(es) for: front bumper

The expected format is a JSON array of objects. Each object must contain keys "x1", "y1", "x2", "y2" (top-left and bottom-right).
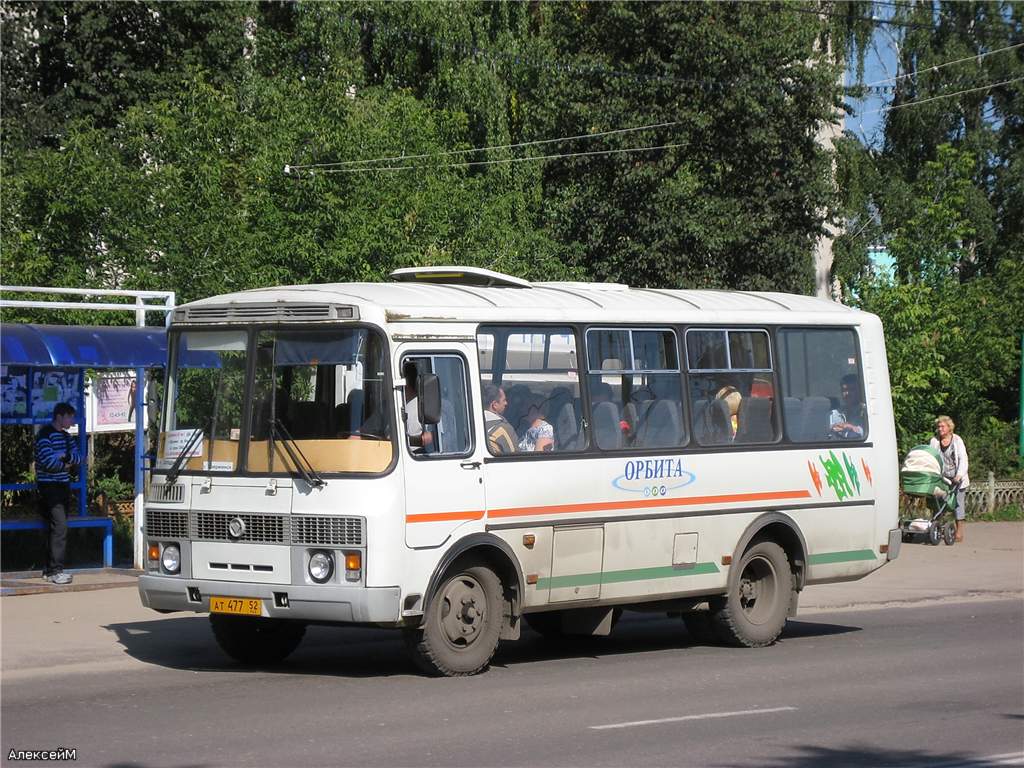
[{"x1": 138, "y1": 575, "x2": 401, "y2": 624}]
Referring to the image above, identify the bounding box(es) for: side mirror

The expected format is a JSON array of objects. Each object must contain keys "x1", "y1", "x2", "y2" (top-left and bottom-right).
[{"x1": 417, "y1": 373, "x2": 441, "y2": 425}]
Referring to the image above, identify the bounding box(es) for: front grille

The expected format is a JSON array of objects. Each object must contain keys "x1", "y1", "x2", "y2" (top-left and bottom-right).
[
  {"x1": 291, "y1": 515, "x2": 365, "y2": 546},
  {"x1": 145, "y1": 509, "x2": 188, "y2": 538},
  {"x1": 194, "y1": 512, "x2": 288, "y2": 544},
  {"x1": 184, "y1": 512, "x2": 366, "y2": 546},
  {"x1": 149, "y1": 483, "x2": 185, "y2": 503}
]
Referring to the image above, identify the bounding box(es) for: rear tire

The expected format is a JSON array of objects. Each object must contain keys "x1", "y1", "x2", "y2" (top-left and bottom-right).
[
  {"x1": 404, "y1": 563, "x2": 502, "y2": 676},
  {"x1": 209, "y1": 615, "x2": 306, "y2": 665},
  {"x1": 928, "y1": 524, "x2": 942, "y2": 546},
  {"x1": 710, "y1": 540, "x2": 793, "y2": 648}
]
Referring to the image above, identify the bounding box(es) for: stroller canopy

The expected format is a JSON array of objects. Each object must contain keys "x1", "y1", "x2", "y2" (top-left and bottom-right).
[{"x1": 901, "y1": 444, "x2": 948, "y2": 497}]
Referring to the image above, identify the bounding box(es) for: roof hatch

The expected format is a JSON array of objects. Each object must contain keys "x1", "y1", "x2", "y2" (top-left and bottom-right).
[{"x1": 389, "y1": 266, "x2": 532, "y2": 289}]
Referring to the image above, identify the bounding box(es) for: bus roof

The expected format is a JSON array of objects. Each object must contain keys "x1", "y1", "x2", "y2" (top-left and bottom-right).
[{"x1": 174, "y1": 267, "x2": 866, "y2": 326}]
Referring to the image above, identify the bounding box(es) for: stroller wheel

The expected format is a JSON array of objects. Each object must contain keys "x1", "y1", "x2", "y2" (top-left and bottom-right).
[
  {"x1": 928, "y1": 524, "x2": 942, "y2": 546},
  {"x1": 943, "y1": 523, "x2": 956, "y2": 546}
]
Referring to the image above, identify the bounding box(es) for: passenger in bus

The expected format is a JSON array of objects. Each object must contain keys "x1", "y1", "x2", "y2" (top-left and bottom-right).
[
  {"x1": 830, "y1": 374, "x2": 866, "y2": 439},
  {"x1": 482, "y1": 383, "x2": 517, "y2": 454},
  {"x1": 517, "y1": 398, "x2": 553, "y2": 453},
  {"x1": 344, "y1": 362, "x2": 431, "y2": 450},
  {"x1": 402, "y1": 360, "x2": 434, "y2": 452},
  {"x1": 715, "y1": 385, "x2": 742, "y2": 438}
]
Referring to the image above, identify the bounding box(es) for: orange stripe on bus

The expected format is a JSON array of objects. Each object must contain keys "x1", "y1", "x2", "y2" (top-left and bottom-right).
[
  {"x1": 405, "y1": 509, "x2": 485, "y2": 524},
  {"x1": 406, "y1": 489, "x2": 811, "y2": 524}
]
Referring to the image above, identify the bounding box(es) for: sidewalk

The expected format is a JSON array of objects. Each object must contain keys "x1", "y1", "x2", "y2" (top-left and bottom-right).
[
  {"x1": 1, "y1": 522, "x2": 1020, "y2": 681},
  {"x1": 0, "y1": 568, "x2": 140, "y2": 597}
]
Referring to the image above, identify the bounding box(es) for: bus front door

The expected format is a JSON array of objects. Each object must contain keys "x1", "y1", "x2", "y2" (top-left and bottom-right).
[{"x1": 399, "y1": 347, "x2": 485, "y2": 548}]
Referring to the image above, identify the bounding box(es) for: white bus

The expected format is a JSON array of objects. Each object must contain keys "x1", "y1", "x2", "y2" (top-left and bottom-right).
[{"x1": 139, "y1": 266, "x2": 901, "y2": 676}]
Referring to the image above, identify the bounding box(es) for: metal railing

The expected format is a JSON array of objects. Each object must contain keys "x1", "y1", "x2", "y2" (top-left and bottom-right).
[{"x1": 964, "y1": 474, "x2": 1024, "y2": 516}]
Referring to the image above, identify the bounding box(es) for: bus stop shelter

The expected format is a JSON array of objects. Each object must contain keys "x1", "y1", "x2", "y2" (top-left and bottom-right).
[{"x1": 0, "y1": 323, "x2": 170, "y2": 568}]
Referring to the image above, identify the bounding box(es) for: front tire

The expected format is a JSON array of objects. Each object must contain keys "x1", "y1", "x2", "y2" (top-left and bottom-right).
[
  {"x1": 209, "y1": 615, "x2": 306, "y2": 665},
  {"x1": 404, "y1": 563, "x2": 503, "y2": 676},
  {"x1": 711, "y1": 540, "x2": 793, "y2": 648}
]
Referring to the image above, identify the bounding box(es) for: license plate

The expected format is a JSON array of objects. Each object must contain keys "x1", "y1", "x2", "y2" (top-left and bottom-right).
[{"x1": 210, "y1": 596, "x2": 263, "y2": 616}]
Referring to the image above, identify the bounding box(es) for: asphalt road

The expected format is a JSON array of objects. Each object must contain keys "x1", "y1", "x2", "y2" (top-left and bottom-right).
[{"x1": 2, "y1": 598, "x2": 1021, "y2": 768}]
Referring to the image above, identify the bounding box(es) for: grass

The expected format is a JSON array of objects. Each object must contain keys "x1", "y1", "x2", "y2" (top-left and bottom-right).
[{"x1": 970, "y1": 504, "x2": 1023, "y2": 522}]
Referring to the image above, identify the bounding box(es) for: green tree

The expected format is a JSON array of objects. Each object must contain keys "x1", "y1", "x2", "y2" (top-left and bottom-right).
[{"x1": 834, "y1": 1, "x2": 1023, "y2": 474}]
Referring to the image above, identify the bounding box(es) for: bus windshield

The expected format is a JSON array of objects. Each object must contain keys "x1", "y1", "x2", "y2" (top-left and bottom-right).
[{"x1": 159, "y1": 327, "x2": 394, "y2": 477}]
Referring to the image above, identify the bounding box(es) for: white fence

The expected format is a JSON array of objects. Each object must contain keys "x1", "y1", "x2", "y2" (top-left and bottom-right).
[{"x1": 964, "y1": 474, "x2": 1024, "y2": 516}]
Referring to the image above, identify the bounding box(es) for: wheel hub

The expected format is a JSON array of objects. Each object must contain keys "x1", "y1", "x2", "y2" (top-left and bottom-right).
[
  {"x1": 738, "y1": 555, "x2": 777, "y2": 624},
  {"x1": 439, "y1": 576, "x2": 486, "y2": 646}
]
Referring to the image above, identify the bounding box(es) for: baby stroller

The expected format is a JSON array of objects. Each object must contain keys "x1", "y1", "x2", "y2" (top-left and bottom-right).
[{"x1": 899, "y1": 444, "x2": 959, "y2": 546}]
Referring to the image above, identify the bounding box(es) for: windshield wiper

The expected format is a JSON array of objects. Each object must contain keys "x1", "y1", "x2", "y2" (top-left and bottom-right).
[
  {"x1": 270, "y1": 419, "x2": 326, "y2": 490},
  {"x1": 165, "y1": 426, "x2": 205, "y2": 485}
]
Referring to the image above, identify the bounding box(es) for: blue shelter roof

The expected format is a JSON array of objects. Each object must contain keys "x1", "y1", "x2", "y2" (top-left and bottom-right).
[{"x1": 1, "y1": 324, "x2": 169, "y2": 369}]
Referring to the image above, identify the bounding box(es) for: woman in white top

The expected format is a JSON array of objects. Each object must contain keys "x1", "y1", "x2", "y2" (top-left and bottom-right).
[{"x1": 929, "y1": 415, "x2": 970, "y2": 542}]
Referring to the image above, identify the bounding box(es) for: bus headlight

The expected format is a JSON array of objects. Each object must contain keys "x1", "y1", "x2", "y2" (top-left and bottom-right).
[
  {"x1": 308, "y1": 551, "x2": 334, "y2": 584},
  {"x1": 161, "y1": 544, "x2": 181, "y2": 574}
]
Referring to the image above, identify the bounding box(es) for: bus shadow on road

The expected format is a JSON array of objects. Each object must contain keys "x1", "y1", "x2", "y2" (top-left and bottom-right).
[
  {"x1": 493, "y1": 614, "x2": 862, "y2": 668},
  {"x1": 103, "y1": 613, "x2": 861, "y2": 678},
  {"x1": 715, "y1": 744, "x2": 1017, "y2": 767},
  {"x1": 103, "y1": 616, "x2": 419, "y2": 678}
]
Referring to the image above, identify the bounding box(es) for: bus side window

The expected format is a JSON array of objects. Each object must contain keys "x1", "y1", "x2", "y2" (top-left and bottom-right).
[
  {"x1": 476, "y1": 326, "x2": 586, "y2": 454},
  {"x1": 586, "y1": 327, "x2": 685, "y2": 450},
  {"x1": 777, "y1": 328, "x2": 866, "y2": 442},
  {"x1": 685, "y1": 329, "x2": 778, "y2": 446}
]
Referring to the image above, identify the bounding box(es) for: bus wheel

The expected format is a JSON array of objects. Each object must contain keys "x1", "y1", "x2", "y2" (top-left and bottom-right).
[
  {"x1": 711, "y1": 541, "x2": 792, "y2": 648},
  {"x1": 405, "y1": 563, "x2": 502, "y2": 676},
  {"x1": 209, "y1": 615, "x2": 306, "y2": 665}
]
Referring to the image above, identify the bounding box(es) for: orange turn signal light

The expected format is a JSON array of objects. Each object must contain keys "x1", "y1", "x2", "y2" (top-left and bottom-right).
[
  {"x1": 148, "y1": 543, "x2": 160, "y2": 562},
  {"x1": 345, "y1": 552, "x2": 361, "y2": 571}
]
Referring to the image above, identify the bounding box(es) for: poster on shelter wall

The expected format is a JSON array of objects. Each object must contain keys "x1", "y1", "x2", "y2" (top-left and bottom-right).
[
  {"x1": 31, "y1": 370, "x2": 80, "y2": 419},
  {"x1": 95, "y1": 373, "x2": 135, "y2": 427},
  {"x1": 0, "y1": 366, "x2": 30, "y2": 418},
  {"x1": 86, "y1": 371, "x2": 147, "y2": 434}
]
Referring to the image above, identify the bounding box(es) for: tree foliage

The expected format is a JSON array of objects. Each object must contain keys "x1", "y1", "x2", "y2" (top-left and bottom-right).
[
  {"x1": 2, "y1": 0, "x2": 853, "y2": 307},
  {"x1": 835, "y1": 1, "x2": 1023, "y2": 475}
]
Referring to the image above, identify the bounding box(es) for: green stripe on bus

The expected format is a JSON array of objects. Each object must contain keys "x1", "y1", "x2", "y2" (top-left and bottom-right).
[
  {"x1": 537, "y1": 562, "x2": 719, "y2": 590},
  {"x1": 808, "y1": 549, "x2": 877, "y2": 565}
]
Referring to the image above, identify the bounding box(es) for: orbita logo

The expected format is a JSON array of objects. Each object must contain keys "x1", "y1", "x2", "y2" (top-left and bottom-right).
[{"x1": 612, "y1": 458, "x2": 696, "y2": 495}]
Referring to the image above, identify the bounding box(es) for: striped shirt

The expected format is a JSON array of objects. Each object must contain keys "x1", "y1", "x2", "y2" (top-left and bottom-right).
[{"x1": 35, "y1": 425, "x2": 80, "y2": 484}]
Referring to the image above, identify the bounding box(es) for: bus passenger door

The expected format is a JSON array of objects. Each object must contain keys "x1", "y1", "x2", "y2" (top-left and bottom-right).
[{"x1": 399, "y1": 347, "x2": 486, "y2": 548}]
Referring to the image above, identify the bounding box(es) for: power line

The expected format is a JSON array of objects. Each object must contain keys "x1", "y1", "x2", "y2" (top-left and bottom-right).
[
  {"x1": 287, "y1": 119, "x2": 686, "y2": 171},
  {"x1": 861, "y1": 42, "x2": 1024, "y2": 88},
  {"x1": 307, "y1": 142, "x2": 688, "y2": 174},
  {"x1": 859, "y1": 76, "x2": 1024, "y2": 114}
]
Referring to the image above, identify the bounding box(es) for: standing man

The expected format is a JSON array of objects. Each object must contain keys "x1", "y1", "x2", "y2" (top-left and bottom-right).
[
  {"x1": 35, "y1": 402, "x2": 80, "y2": 584},
  {"x1": 482, "y1": 383, "x2": 517, "y2": 454}
]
